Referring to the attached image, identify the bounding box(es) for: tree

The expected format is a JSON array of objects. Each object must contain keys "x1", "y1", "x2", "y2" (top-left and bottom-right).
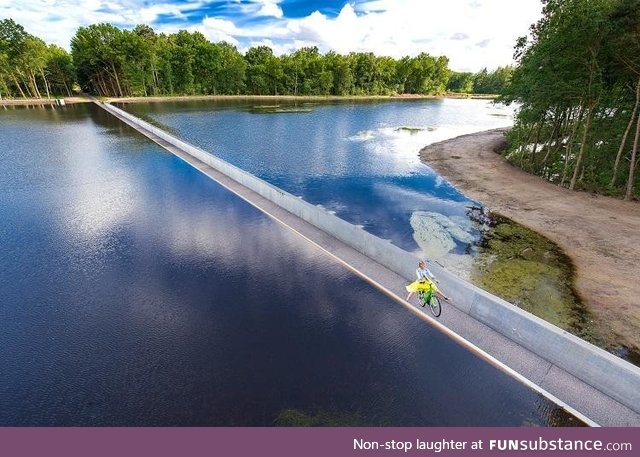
[
  {"x1": 245, "y1": 45, "x2": 277, "y2": 95},
  {"x1": 46, "y1": 45, "x2": 75, "y2": 96},
  {"x1": 447, "y1": 71, "x2": 474, "y2": 93},
  {"x1": 0, "y1": 18, "x2": 30, "y2": 97},
  {"x1": 71, "y1": 23, "x2": 127, "y2": 96},
  {"x1": 500, "y1": 0, "x2": 640, "y2": 199},
  {"x1": 10, "y1": 19, "x2": 462, "y2": 103},
  {"x1": 216, "y1": 42, "x2": 246, "y2": 94}
]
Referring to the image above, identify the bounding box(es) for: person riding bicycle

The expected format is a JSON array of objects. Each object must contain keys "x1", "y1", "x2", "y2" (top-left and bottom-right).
[{"x1": 405, "y1": 260, "x2": 450, "y2": 302}]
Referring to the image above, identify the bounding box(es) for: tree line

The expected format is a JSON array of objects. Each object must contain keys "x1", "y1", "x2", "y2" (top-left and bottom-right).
[
  {"x1": 1, "y1": 19, "x2": 509, "y2": 100},
  {"x1": 0, "y1": 19, "x2": 75, "y2": 97},
  {"x1": 500, "y1": 0, "x2": 640, "y2": 200}
]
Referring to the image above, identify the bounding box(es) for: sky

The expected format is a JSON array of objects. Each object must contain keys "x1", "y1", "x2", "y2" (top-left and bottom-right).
[{"x1": 0, "y1": 0, "x2": 543, "y2": 71}]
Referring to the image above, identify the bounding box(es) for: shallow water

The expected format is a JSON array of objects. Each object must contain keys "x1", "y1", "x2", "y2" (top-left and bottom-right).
[
  {"x1": 471, "y1": 212, "x2": 591, "y2": 337},
  {"x1": 0, "y1": 104, "x2": 582, "y2": 426}
]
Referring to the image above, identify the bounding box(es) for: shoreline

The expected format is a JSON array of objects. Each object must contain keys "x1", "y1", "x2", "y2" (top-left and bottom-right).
[
  {"x1": 106, "y1": 93, "x2": 497, "y2": 104},
  {"x1": 0, "y1": 97, "x2": 91, "y2": 106},
  {"x1": 420, "y1": 128, "x2": 640, "y2": 357},
  {"x1": 0, "y1": 93, "x2": 497, "y2": 106}
]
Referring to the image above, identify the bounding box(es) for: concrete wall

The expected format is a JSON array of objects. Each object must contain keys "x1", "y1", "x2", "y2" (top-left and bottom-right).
[{"x1": 100, "y1": 101, "x2": 640, "y2": 415}]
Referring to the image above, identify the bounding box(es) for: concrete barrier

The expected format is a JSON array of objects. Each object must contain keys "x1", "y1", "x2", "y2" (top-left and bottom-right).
[{"x1": 100, "y1": 101, "x2": 640, "y2": 415}]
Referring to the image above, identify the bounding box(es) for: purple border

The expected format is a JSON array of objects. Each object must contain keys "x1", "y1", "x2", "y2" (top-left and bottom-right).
[{"x1": 1, "y1": 427, "x2": 638, "y2": 457}]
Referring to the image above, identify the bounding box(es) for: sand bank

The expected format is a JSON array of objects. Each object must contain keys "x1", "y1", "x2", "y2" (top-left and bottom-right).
[{"x1": 421, "y1": 128, "x2": 640, "y2": 357}]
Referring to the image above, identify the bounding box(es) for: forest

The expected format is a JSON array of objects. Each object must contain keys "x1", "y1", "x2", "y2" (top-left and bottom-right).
[
  {"x1": 3, "y1": 0, "x2": 639, "y2": 200},
  {"x1": 500, "y1": 0, "x2": 640, "y2": 200},
  {"x1": 0, "y1": 18, "x2": 509, "y2": 99}
]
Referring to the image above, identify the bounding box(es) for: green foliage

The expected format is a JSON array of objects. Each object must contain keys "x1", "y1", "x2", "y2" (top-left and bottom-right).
[
  {"x1": 447, "y1": 71, "x2": 473, "y2": 93},
  {"x1": 446, "y1": 67, "x2": 513, "y2": 94},
  {"x1": 3, "y1": 19, "x2": 476, "y2": 100},
  {"x1": 398, "y1": 53, "x2": 449, "y2": 94},
  {"x1": 500, "y1": 0, "x2": 640, "y2": 200},
  {"x1": 2, "y1": 19, "x2": 456, "y2": 99},
  {"x1": 472, "y1": 66, "x2": 513, "y2": 94},
  {"x1": 0, "y1": 18, "x2": 78, "y2": 98}
]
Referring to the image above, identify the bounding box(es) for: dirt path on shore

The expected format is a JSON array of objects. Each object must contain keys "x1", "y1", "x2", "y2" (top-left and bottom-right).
[{"x1": 421, "y1": 128, "x2": 640, "y2": 355}]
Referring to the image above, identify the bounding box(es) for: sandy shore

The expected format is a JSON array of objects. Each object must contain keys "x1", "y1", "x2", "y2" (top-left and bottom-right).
[
  {"x1": 106, "y1": 93, "x2": 497, "y2": 103},
  {"x1": 420, "y1": 128, "x2": 640, "y2": 355},
  {"x1": 0, "y1": 97, "x2": 90, "y2": 106},
  {"x1": 0, "y1": 93, "x2": 496, "y2": 107}
]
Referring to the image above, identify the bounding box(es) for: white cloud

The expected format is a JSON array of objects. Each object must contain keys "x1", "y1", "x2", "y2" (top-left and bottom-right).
[
  {"x1": 229, "y1": 0, "x2": 283, "y2": 19},
  {"x1": 256, "y1": 1, "x2": 283, "y2": 18},
  {"x1": 0, "y1": 0, "x2": 542, "y2": 71},
  {"x1": 198, "y1": 16, "x2": 241, "y2": 44},
  {"x1": 217, "y1": 0, "x2": 543, "y2": 71},
  {"x1": 0, "y1": 1, "x2": 207, "y2": 47}
]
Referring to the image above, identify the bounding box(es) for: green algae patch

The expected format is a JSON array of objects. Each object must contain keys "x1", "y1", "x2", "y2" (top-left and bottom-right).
[
  {"x1": 250, "y1": 105, "x2": 313, "y2": 113},
  {"x1": 395, "y1": 126, "x2": 437, "y2": 134},
  {"x1": 471, "y1": 214, "x2": 596, "y2": 342},
  {"x1": 275, "y1": 408, "x2": 370, "y2": 426}
]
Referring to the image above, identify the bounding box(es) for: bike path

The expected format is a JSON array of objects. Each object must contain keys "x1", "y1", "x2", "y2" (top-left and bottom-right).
[{"x1": 97, "y1": 101, "x2": 640, "y2": 426}]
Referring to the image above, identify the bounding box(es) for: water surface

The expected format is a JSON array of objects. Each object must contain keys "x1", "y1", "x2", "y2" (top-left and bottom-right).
[
  {"x1": 121, "y1": 98, "x2": 513, "y2": 275},
  {"x1": 0, "y1": 104, "x2": 580, "y2": 426}
]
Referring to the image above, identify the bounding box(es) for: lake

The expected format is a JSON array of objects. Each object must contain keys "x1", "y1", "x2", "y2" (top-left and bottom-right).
[
  {"x1": 121, "y1": 98, "x2": 514, "y2": 277},
  {"x1": 0, "y1": 102, "x2": 580, "y2": 426}
]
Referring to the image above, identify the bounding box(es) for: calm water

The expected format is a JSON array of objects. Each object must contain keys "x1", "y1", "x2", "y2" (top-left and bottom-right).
[
  {"x1": 122, "y1": 99, "x2": 513, "y2": 275},
  {"x1": 0, "y1": 104, "x2": 580, "y2": 426}
]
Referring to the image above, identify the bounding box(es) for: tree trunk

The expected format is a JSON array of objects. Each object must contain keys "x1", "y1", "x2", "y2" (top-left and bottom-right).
[
  {"x1": 530, "y1": 115, "x2": 545, "y2": 168},
  {"x1": 562, "y1": 105, "x2": 584, "y2": 186},
  {"x1": 12, "y1": 75, "x2": 27, "y2": 98},
  {"x1": 29, "y1": 69, "x2": 41, "y2": 98},
  {"x1": 101, "y1": 73, "x2": 110, "y2": 96},
  {"x1": 111, "y1": 62, "x2": 123, "y2": 98},
  {"x1": 625, "y1": 103, "x2": 640, "y2": 201},
  {"x1": 0, "y1": 76, "x2": 8, "y2": 99},
  {"x1": 97, "y1": 72, "x2": 108, "y2": 96},
  {"x1": 109, "y1": 77, "x2": 118, "y2": 97},
  {"x1": 570, "y1": 106, "x2": 593, "y2": 190},
  {"x1": 541, "y1": 110, "x2": 564, "y2": 174},
  {"x1": 611, "y1": 79, "x2": 640, "y2": 187},
  {"x1": 40, "y1": 68, "x2": 51, "y2": 99},
  {"x1": 151, "y1": 66, "x2": 158, "y2": 94},
  {"x1": 141, "y1": 66, "x2": 148, "y2": 97},
  {"x1": 20, "y1": 75, "x2": 34, "y2": 98}
]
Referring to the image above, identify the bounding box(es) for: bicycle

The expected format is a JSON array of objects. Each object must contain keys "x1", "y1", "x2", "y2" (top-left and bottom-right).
[{"x1": 417, "y1": 282, "x2": 441, "y2": 317}]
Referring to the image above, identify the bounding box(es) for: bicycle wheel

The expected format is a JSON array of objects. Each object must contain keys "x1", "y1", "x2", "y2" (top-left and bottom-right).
[
  {"x1": 428, "y1": 295, "x2": 441, "y2": 317},
  {"x1": 418, "y1": 291, "x2": 427, "y2": 307}
]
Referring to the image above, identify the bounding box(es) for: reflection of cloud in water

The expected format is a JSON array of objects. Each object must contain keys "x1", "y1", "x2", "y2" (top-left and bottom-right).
[
  {"x1": 139, "y1": 184, "x2": 419, "y2": 354},
  {"x1": 348, "y1": 130, "x2": 375, "y2": 141},
  {"x1": 373, "y1": 182, "x2": 469, "y2": 215},
  {"x1": 342, "y1": 122, "x2": 515, "y2": 178},
  {"x1": 410, "y1": 211, "x2": 477, "y2": 260},
  {"x1": 60, "y1": 134, "x2": 141, "y2": 266}
]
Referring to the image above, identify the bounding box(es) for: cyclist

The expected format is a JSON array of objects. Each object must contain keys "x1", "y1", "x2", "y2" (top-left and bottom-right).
[{"x1": 405, "y1": 260, "x2": 450, "y2": 302}]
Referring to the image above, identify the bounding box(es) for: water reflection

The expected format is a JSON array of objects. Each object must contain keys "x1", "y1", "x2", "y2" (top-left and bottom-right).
[
  {"x1": 0, "y1": 105, "x2": 581, "y2": 426},
  {"x1": 121, "y1": 99, "x2": 513, "y2": 270}
]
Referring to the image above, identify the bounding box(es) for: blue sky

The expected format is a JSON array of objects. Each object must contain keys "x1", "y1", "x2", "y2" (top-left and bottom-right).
[{"x1": 0, "y1": 0, "x2": 543, "y2": 71}]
